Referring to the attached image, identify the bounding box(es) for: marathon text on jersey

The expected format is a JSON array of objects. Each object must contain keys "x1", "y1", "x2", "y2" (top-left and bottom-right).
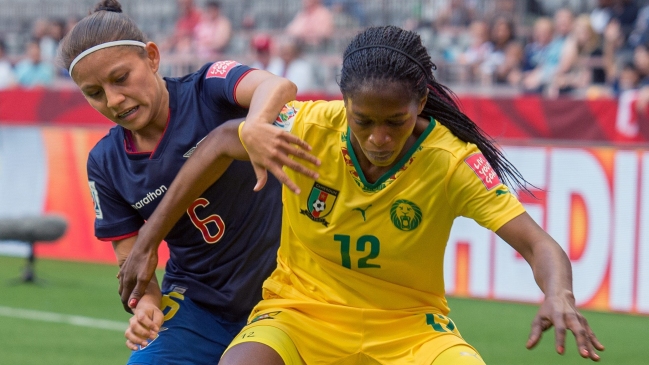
[{"x1": 131, "y1": 185, "x2": 168, "y2": 210}]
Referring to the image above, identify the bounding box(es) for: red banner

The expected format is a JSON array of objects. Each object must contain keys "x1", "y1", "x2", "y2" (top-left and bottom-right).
[{"x1": 3, "y1": 89, "x2": 649, "y2": 143}]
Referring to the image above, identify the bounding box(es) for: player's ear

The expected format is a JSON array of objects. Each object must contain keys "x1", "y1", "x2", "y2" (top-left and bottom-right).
[
  {"x1": 417, "y1": 89, "x2": 428, "y2": 115},
  {"x1": 144, "y1": 42, "x2": 161, "y2": 73}
]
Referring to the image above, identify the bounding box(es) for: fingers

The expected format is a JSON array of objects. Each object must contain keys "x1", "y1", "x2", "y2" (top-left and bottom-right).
[
  {"x1": 126, "y1": 339, "x2": 139, "y2": 351},
  {"x1": 526, "y1": 316, "x2": 549, "y2": 349},
  {"x1": 552, "y1": 312, "x2": 567, "y2": 355},
  {"x1": 252, "y1": 164, "x2": 268, "y2": 192},
  {"x1": 127, "y1": 279, "x2": 150, "y2": 310},
  {"x1": 125, "y1": 312, "x2": 158, "y2": 349},
  {"x1": 567, "y1": 314, "x2": 602, "y2": 361},
  {"x1": 588, "y1": 325, "x2": 605, "y2": 352},
  {"x1": 269, "y1": 165, "x2": 301, "y2": 195}
]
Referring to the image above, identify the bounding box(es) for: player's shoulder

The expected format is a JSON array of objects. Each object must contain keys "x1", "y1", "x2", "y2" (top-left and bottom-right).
[
  {"x1": 88, "y1": 126, "x2": 123, "y2": 168},
  {"x1": 291, "y1": 99, "x2": 346, "y2": 130},
  {"x1": 422, "y1": 119, "x2": 479, "y2": 161}
]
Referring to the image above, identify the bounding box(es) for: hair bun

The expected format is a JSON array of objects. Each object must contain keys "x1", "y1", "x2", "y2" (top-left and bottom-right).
[{"x1": 94, "y1": 0, "x2": 122, "y2": 13}]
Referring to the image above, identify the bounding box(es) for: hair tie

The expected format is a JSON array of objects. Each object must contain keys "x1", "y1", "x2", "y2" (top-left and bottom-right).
[{"x1": 344, "y1": 45, "x2": 430, "y2": 77}]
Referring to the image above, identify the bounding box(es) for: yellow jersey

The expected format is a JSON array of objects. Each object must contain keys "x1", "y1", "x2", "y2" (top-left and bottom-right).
[{"x1": 263, "y1": 100, "x2": 525, "y2": 314}]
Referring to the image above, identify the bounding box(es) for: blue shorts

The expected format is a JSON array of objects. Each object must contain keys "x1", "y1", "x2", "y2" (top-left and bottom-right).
[{"x1": 127, "y1": 290, "x2": 247, "y2": 365}]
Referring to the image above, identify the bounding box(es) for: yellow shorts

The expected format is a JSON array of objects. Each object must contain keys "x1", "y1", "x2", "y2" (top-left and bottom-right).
[{"x1": 224, "y1": 298, "x2": 481, "y2": 365}]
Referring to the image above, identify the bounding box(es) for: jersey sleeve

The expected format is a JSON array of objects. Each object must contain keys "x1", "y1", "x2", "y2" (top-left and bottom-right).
[
  {"x1": 272, "y1": 100, "x2": 345, "y2": 139},
  {"x1": 200, "y1": 61, "x2": 254, "y2": 109},
  {"x1": 446, "y1": 149, "x2": 526, "y2": 232},
  {"x1": 87, "y1": 154, "x2": 143, "y2": 241}
]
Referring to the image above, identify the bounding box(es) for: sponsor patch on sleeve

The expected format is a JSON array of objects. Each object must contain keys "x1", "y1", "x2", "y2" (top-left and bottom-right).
[
  {"x1": 464, "y1": 153, "x2": 501, "y2": 190},
  {"x1": 88, "y1": 181, "x2": 103, "y2": 219},
  {"x1": 272, "y1": 104, "x2": 298, "y2": 132},
  {"x1": 205, "y1": 60, "x2": 241, "y2": 79}
]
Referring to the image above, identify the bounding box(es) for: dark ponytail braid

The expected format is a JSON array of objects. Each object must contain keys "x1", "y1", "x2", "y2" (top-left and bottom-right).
[{"x1": 339, "y1": 25, "x2": 531, "y2": 194}]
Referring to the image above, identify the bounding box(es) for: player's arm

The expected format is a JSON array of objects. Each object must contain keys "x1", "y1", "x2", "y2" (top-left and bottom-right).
[
  {"x1": 496, "y1": 213, "x2": 604, "y2": 361},
  {"x1": 113, "y1": 236, "x2": 163, "y2": 350},
  {"x1": 119, "y1": 117, "x2": 315, "y2": 308},
  {"x1": 235, "y1": 70, "x2": 320, "y2": 193}
]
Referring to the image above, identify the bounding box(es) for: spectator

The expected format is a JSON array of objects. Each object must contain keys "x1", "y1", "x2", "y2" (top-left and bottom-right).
[
  {"x1": 548, "y1": 14, "x2": 606, "y2": 97},
  {"x1": 633, "y1": 40, "x2": 649, "y2": 87},
  {"x1": 590, "y1": 0, "x2": 613, "y2": 34},
  {"x1": 628, "y1": 3, "x2": 649, "y2": 49},
  {"x1": 480, "y1": 16, "x2": 521, "y2": 85},
  {"x1": 436, "y1": 0, "x2": 474, "y2": 30},
  {"x1": 286, "y1": 0, "x2": 334, "y2": 47},
  {"x1": 609, "y1": 0, "x2": 638, "y2": 44},
  {"x1": 31, "y1": 18, "x2": 58, "y2": 63},
  {"x1": 0, "y1": 39, "x2": 16, "y2": 90},
  {"x1": 611, "y1": 61, "x2": 640, "y2": 95},
  {"x1": 457, "y1": 19, "x2": 492, "y2": 83},
  {"x1": 161, "y1": 0, "x2": 201, "y2": 54},
  {"x1": 193, "y1": 1, "x2": 232, "y2": 60},
  {"x1": 14, "y1": 39, "x2": 54, "y2": 88},
  {"x1": 522, "y1": 7, "x2": 574, "y2": 94},
  {"x1": 522, "y1": 17, "x2": 554, "y2": 73},
  {"x1": 266, "y1": 37, "x2": 316, "y2": 93},
  {"x1": 494, "y1": 41, "x2": 525, "y2": 86},
  {"x1": 324, "y1": 0, "x2": 367, "y2": 26},
  {"x1": 249, "y1": 33, "x2": 273, "y2": 70}
]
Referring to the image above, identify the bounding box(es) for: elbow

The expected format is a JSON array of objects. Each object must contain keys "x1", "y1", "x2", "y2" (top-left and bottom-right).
[{"x1": 277, "y1": 76, "x2": 298, "y2": 100}]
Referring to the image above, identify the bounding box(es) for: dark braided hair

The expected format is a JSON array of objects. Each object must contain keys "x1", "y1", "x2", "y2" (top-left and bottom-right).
[{"x1": 339, "y1": 25, "x2": 531, "y2": 194}]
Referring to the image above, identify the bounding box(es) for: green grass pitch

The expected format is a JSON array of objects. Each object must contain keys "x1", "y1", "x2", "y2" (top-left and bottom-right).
[{"x1": 0, "y1": 255, "x2": 646, "y2": 364}]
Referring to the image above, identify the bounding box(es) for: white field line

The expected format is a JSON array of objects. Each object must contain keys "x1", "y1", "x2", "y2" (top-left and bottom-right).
[{"x1": 0, "y1": 305, "x2": 126, "y2": 331}]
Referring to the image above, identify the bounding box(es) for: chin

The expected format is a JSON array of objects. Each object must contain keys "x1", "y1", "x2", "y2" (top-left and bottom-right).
[{"x1": 368, "y1": 157, "x2": 396, "y2": 167}]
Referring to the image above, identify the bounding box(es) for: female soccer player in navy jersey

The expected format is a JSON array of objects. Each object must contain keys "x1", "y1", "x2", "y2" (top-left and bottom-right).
[
  {"x1": 116, "y1": 26, "x2": 604, "y2": 364},
  {"x1": 58, "y1": 1, "x2": 316, "y2": 364}
]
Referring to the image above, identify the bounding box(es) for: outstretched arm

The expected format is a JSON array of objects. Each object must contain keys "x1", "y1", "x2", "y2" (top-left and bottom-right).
[
  {"x1": 117, "y1": 120, "x2": 245, "y2": 308},
  {"x1": 496, "y1": 212, "x2": 604, "y2": 361},
  {"x1": 118, "y1": 71, "x2": 319, "y2": 310},
  {"x1": 118, "y1": 118, "x2": 319, "y2": 308}
]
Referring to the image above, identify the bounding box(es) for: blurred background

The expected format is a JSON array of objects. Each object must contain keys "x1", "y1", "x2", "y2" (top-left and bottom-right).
[{"x1": 1, "y1": 0, "x2": 649, "y2": 364}]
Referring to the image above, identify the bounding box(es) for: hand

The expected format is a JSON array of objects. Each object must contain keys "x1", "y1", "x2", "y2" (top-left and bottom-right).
[
  {"x1": 117, "y1": 239, "x2": 159, "y2": 312},
  {"x1": 527, "y1": 292, "x2": 604, "y2": 361},
  {"x1": 125, "y1": 301, "x2": 164, "y2": 351},
  {"x1": 240, "y1": 121, "x2": 320, "y2": 194}
]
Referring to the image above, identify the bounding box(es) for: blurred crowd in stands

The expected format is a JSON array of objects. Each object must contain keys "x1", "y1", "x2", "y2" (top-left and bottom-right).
[{"x1": 4, "y1": 0, "x2": 649, "y2": 101}]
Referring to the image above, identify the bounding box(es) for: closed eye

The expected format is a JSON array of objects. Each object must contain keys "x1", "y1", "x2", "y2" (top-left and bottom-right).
[
  {"x1": 85, "y1": 89, "x2": 103, "y2": 98},
  {"x1": 115, "y1": 73, "x2": 128, "y2": 83}
]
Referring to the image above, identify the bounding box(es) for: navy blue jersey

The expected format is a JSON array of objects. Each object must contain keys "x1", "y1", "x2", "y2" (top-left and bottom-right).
[{"x1": 87, "y1": 61, "x2": 281, "y2": 322}]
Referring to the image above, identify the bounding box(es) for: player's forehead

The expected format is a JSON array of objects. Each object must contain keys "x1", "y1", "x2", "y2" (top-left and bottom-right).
[
  {"x1": 346, "y1": 81, "x2": 418, "y2": 116},
  {"x1": 72, "y1": 46, "x2": 141, "y2": 84}
]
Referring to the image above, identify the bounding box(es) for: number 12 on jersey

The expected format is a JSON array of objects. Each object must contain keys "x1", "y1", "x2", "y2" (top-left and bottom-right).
[{"x1": 334, "y1": 234, "x2": 381, "y2": 269}]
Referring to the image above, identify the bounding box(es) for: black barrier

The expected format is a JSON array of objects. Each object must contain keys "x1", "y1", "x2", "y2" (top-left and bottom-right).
[{"x1": 0, "y1": 215, "x2": 68, "y2": 282}]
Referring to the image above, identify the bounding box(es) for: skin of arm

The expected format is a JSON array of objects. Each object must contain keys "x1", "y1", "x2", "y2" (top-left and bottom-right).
[
  {"x1": 117, "y1": 71, "x2": 310, "y2": 309},
  {"x1": 113, "y1": 236, "x2": 164, "y2": 350},
  {"x1": 496, "y1": 212, "x2": 604, "y2": 361}
]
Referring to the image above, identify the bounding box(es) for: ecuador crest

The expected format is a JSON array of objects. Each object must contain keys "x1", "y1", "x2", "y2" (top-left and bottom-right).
[{"x1": 301, "y1": 182, "x2": 339, "y2": 227}]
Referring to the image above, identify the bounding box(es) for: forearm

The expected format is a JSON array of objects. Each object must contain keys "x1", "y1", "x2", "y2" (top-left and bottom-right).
[
  {"x1": 528, "y1": 239, "x2": 574, "y2": 298},
  {"x1": 497, "y1": 212, "x2": 574, "y2": 298},
  {"x1": 137, "y1": 275, "x2": 162, "y2": 307},
  {"x1": 137, "y1": 121, "x2": 243, "y2": 246},
  {"x1": 242, "y1": 74, "x2": 296, "y2": 127}
]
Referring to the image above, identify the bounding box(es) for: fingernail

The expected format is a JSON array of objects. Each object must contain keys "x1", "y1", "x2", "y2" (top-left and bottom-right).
[{"x1": 129, "y1": 299, "x2": 138, "y2": 308}]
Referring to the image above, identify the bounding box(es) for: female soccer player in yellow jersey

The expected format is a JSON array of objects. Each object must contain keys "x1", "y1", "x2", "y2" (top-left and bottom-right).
[{"x1": 119, "y1": 26, "x2": 604, "y2": 364}]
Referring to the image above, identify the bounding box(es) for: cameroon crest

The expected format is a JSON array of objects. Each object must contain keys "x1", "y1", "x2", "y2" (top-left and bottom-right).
[
  {"x1": 390, "y1": 199, "x2": 422, "y2": 231},
  {"x1": 301, "y1": 182, "x2": 339, "y2": 227}
]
